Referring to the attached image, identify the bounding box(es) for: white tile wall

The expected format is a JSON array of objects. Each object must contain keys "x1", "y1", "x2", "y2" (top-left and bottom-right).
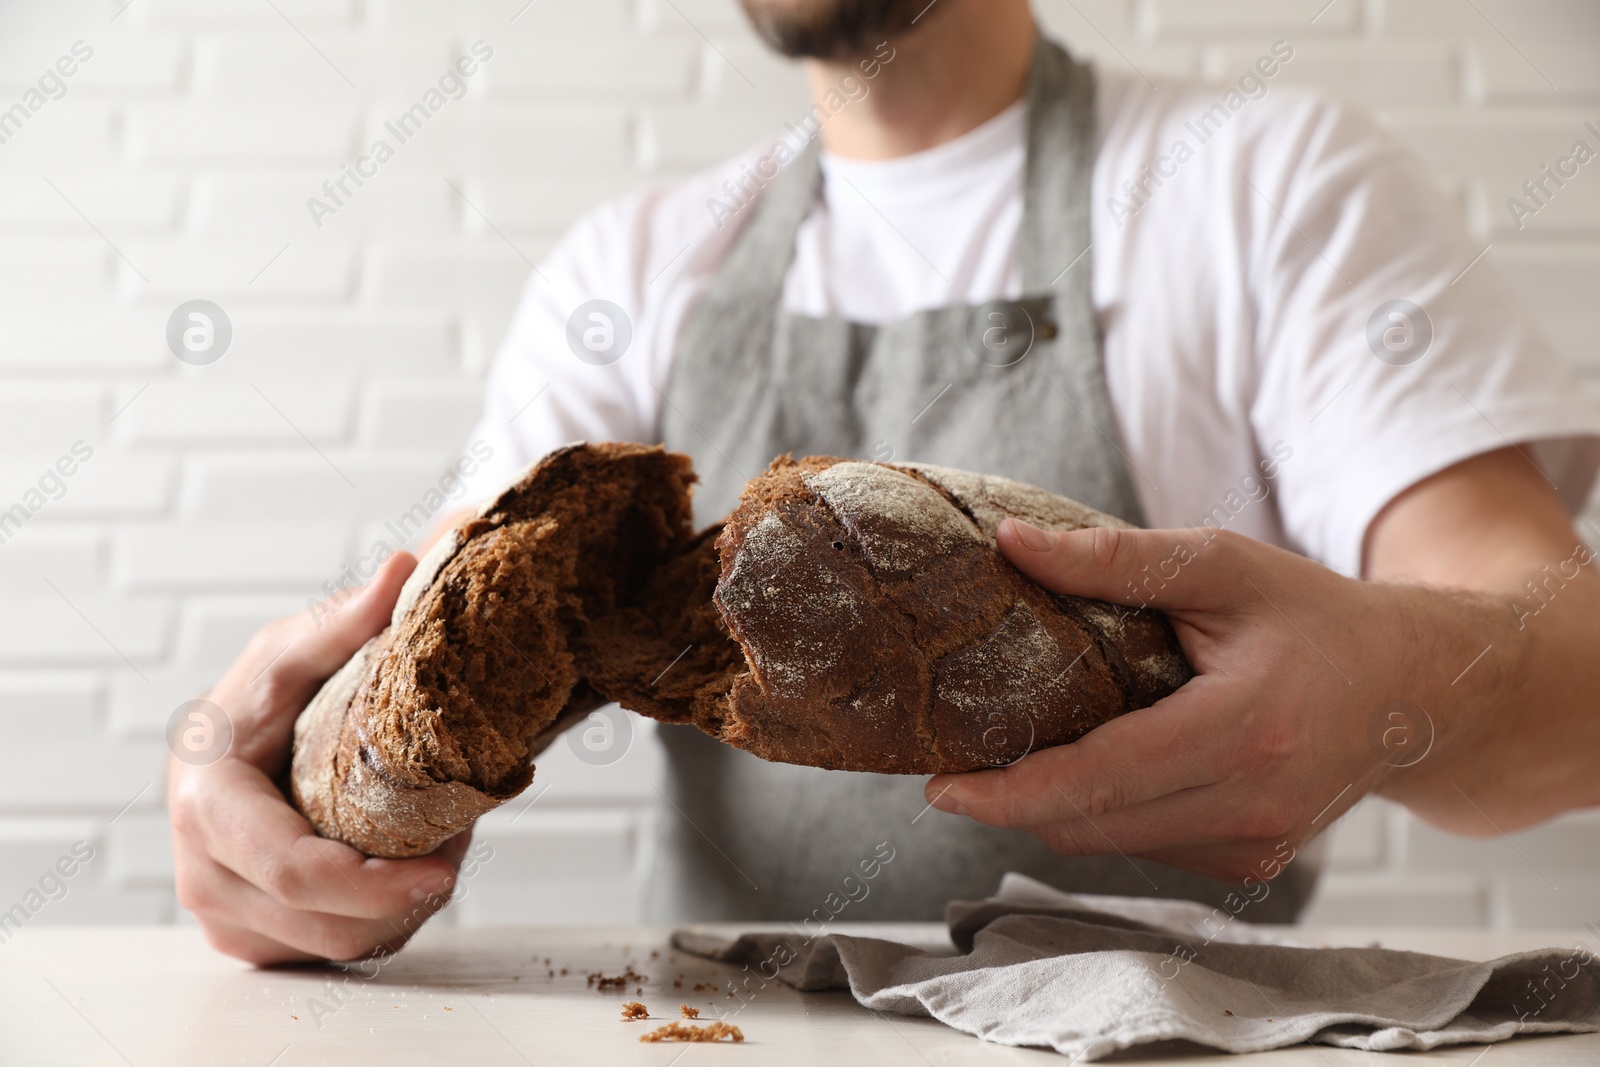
[{"x1": 0, "y1": 0, "x2": 1595, "y2": 933}]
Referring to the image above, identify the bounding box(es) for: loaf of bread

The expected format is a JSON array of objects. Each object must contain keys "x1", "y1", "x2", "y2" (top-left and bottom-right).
[{"x1": 291, "y1": 443, "x2": 1191, "y2": 857}]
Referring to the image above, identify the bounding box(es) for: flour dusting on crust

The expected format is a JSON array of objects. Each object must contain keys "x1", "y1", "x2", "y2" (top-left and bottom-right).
[
  {"x1": 902, "y1": 462, "x2": 1132, "y2": 538},
  {"x1": 718, "y1": 510, "x2": 863, "y2": 696},
  {"x1": 804, "y1": 461, "x2": 982, "y2": 572}
]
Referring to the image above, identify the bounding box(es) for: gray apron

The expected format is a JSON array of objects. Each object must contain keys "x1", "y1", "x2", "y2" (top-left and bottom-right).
[{"x1": 653, "y1": 37, "x2": 1318, "y2": 923}]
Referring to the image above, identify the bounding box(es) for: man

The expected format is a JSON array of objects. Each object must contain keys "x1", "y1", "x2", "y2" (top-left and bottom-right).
[{"x1": 171, "y1": 0, "x2": 1600, "y2": 964}]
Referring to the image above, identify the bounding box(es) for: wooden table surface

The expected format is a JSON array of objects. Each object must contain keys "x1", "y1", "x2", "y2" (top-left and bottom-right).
[{"x1": 2, "y1": 923, "x2": 1595, "y2": 1066}]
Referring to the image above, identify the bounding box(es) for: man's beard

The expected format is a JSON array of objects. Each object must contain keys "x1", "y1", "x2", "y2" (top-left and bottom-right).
[{"x1": 739, "y1": 0, "x2": 929, "y2": 59}]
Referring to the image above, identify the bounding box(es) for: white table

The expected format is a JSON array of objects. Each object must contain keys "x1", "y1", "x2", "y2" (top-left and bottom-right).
[{"x1": 3, "y1": 924, "x2": 1595, "y2": 1066}]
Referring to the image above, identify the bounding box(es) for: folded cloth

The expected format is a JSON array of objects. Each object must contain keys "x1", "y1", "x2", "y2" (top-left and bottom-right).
[{"x1": 672, "y1": 873, "x2": 1600, "y2": 1060}]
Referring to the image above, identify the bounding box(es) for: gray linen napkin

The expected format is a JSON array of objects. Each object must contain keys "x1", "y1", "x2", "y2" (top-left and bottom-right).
[{"x1": 672, "y1": 873, "x2": 1600, "y2": 1060}]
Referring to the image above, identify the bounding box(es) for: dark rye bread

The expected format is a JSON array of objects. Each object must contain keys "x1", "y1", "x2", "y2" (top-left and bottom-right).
[
  {"x1": 706, "y1": 457, "x2": 1191, "y2": 772},
  {"x1": 290, "y1": 443, "x2": 738, "y2": 858},
  {"x1": 291, "y1": 444, "x2": 1192, "y2": 858}
]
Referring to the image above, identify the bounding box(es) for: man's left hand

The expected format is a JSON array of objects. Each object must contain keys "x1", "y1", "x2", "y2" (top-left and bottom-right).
[{"x1": 921, "y1": 510, "x2": 1551, "y2": 884}]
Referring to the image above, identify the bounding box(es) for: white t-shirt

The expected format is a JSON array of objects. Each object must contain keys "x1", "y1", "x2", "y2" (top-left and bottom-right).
[{"x1": 461, "y1": 65, "x2": 1600, "y2": 578}]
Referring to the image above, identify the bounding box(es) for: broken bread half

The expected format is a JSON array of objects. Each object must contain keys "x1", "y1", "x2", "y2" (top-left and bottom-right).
[
  {"x1": 290, "y1": 443, "x2": 1191, "y2": 858},
  {"x1": 709, "y1": 455, "x2": 1192, "y2": 775},
  {"x1": 290, "y1": 443, "x2": 736, "y2": 858}
]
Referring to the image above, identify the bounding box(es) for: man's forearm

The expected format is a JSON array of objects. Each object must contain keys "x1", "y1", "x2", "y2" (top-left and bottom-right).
[
  {"x1": 1361, "y1": 447, "x2": 1600, "y2": 832},
  {"x1": 1377, "y1": 560, "x2": 1600, "y2": 834}
]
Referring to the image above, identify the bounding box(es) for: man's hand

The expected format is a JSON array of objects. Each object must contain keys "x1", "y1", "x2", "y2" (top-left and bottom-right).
[
  {"x1": 924, "y1": 449, "x2": 1600, "y2": 884},
  {"x1": 168, "y1": 552, "x2": 471, "y2": 966},
  {"x1": 926, "y1": 523, "x2": 1407, "y2": 883}
]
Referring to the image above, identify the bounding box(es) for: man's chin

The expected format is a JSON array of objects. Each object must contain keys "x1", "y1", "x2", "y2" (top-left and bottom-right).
[{"x1": 738, "y1": 0, "x2": 929, "y2": 59}]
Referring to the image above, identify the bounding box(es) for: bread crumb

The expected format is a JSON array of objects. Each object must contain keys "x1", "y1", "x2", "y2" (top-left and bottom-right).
[
  {"x1": 621, "y1": 1001, "x2": 649, "y2": 1021},
  {"x1": 680, "y1": 1005, "x2": 699, "y2": 1019},
  {"x1": 639, "y1": 1021, "x2": 744, "y2": 1044},
  {"x1": 587, "y1": 967, "x2": 646, "y2": 992}
]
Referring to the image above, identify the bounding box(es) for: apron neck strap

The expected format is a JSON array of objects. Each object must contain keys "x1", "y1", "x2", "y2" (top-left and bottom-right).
[
  {"x1": 709, "y1": 138, "x2": 823, "y2": 305},
  {"x1": 1020, "y1": 36, "x2": 1097, "y2": 292}
]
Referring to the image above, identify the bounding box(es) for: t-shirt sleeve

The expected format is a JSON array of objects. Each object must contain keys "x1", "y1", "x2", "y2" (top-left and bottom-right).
[
  {"x1": 1244, "y1": 94, "x2": 1600, "y2": 576},
  {"x1": 454, "y1": 198, "x2": 657, "y2": 508}
]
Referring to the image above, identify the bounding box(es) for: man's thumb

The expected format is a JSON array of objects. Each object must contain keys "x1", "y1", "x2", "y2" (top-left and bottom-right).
[
  {"x1": 286, "y1": 551, "x2": 418, "y2": 681},
  {"x1": 995, "y1": 518, "x2": 1228, "y2": 611}
]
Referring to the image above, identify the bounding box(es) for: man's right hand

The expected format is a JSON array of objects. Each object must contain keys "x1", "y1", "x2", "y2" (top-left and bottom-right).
[{"x1": 167, "y1": 552, "x2": 472, "y2": 966}]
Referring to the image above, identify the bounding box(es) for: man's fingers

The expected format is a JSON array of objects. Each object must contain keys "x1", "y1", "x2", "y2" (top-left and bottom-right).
[
  {"x1": 996, "y1": 519, "x2": 1246, "y2": 612},
  {"x1": 182, "y1": 761, "x2": 461, "y2": 921},
  {"x1": 192, "y1": 914, "x2": 321, "y2": 968},
  {"x1": 278, "y1": 550, "x2": 419, "y2": 684},
  {"x1": 173, "y1": 759, "x2": 472, "y2": 964},
  {"x1": 1017, "y1": 781, "x2": 1294, "y2": 859},
  {"x1": 925, "y1": 676, "x2": 1237, "y2": 827},
  {"x1": 1134, "y1": 840, "x2": 1301, "y2": 887},
  {"x1": 179, "y1": 845, "x2": 439, "y2": 963}
]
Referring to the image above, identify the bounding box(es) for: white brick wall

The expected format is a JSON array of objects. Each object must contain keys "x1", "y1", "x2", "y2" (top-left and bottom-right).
[{"x1": 0, "y1": 0, "x2": 1595, "y2": 933}]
